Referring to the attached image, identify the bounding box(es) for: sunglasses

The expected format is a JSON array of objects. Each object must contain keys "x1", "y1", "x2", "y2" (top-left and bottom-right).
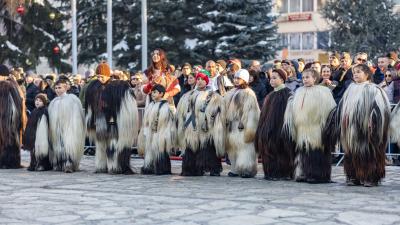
[{"x1": 357, "y1": 58, "x2": 367, "y2": 62}]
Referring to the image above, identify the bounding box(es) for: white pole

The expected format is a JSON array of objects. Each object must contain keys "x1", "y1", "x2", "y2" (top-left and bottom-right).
[
  {"x1": 107, "y1": 0, "x2": 113, "y2": 69},
  {"x1": 141, "y1": 0, "x2": 147, "y2": 71},
  {"x1": 71, "y1": 0, "x2": 77, "y2": 74}
]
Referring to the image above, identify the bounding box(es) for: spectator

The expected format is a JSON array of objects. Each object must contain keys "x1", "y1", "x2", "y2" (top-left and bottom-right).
[
  {"x1": 282, "y1": 60, "x2": 302, "y2": 92},
  {"x1": 130, "y1": 72, "x2": 146, "y2": 107},
  {"x1": 329, "y1": 52, "x2": 341, "y2": 73},
  {"x1": 291, "y1": 59, "x2": 302, "y2": 79},
  {"x1": 174, "y1": 63, "x2": 192, "y2": 104},
  {"x1": 311, "y1": 61, "x2": 322, "y2": 73},
  {"x1": 332, "y1": 52, "x2": 353, "y2": 103},
  {"x1": 181, "y1": 73, "x2": 197, "y2": 95},
  {"x1": 25, "y1": 75, "x2": 40, "y2": 113},
  {"x1": 387, "y1": 51, "x2": 398, "y2": 67},
  {"x1": 373, "y1": 55, "x2": 389, "y2": 84},
  {"x1": 319, "y1": 65, "x2": 337, "y2": 91},
  {"x1": 249, "y1": 69, "x2": 268, "y2": 108},
  {"x1": 216, "y1": 59, "x2": 234, "y2": 96},
  {"x1": 380, "y1": 68, "x2": 400, "y2": 104},
  {"x1": 354, "y1": 52, "x2": 368, "y2": 65}
]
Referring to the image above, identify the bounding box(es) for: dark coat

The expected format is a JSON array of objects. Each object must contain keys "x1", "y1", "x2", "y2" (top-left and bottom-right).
[
  {"x1": 332, "y1": 67, "x2": 353, "y2": 104},
  {"x1": 250, "y1": 80, "x2": 268, "y2": 108},
  {"x1": 26, "y1": 83, "x2": 40, "y2": 113}
]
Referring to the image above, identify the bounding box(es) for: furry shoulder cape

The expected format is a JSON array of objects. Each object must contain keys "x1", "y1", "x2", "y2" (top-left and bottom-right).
[
  {"x1": 23, "y1": 107, "x2": 49, "y2": 151},
  {"x1": 284, "y1": 85, "x2": 336, "y2": 150}
]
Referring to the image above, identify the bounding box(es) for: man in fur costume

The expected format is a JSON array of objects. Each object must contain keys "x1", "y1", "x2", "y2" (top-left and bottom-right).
[
  {"x1": 284, "y1": 69, "x2": 336, "y2": 183},
  {"x1": 176, "y1": 71, "x2": 226, "y2": 176},
  {"x1": 84, "y1": 62, "x2": 139, "y2": 174},
  {"x1": 225, "y1": 69, "x2": 260, "y2": 178},
  {"x1": 337, "y1": 64, "x2": 390, "y2": 187},
  {"x1": 0, "y1": 64, "x2": 26, "y2": 169},
  {"x1": 49, "y1": 79, "x2": 85, "y2": 173},
  {"x1": 255, "y1": 69, "x2": 294, "y2": 180},
  {"x1": 138, "y1": 84, "x2": 176, "y2": 175},
  {"x1": 23, "y1": 94, "x2": 52, "y2": 171}
]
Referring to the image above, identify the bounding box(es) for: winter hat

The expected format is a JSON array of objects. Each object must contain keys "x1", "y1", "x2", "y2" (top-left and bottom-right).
[
  {"x1": 0, "y1": 64, "x2": 10, "y2": 77},
  {"x1": 229, "y1": 59, "x2": 242, "y2": 69},
  {"x1": 35, "y1": 93, "x2": 49, "y2": 106},
  {"x1": 216, "y1": 59, "x2": 227, "y2": 70},
  {"x1": 96, "y1": 62, "x2": 111, "y2": 77},
  {"x1": 195, "y1": 71, "x2": 210, "y2": 85},
  {"x1": 234, "y1": 69, "x2": 250, "y2": 83},
  {"x1": 272, "y1": 69, "x2": 287, "y2": 81}
]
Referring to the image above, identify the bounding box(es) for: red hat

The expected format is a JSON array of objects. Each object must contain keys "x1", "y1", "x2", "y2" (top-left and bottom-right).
[{"x1": 195, "y1": 72, "x2": 209, "y2": 85}]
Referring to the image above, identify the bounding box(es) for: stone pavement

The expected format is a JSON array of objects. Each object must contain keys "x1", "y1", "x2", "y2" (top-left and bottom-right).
[{"x1": 1, "y1": 151, "x2": 400, "y2": 225}]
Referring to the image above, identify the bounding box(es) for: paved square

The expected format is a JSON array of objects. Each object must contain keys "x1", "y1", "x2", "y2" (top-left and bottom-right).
[{"x1": 1, "y1": 151, "x2": 400, "y2": 225}]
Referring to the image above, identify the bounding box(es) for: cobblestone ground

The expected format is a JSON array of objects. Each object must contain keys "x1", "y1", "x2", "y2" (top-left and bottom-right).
[{"x1": 1, "y1": 151, "x2": 400, "y2": 225}]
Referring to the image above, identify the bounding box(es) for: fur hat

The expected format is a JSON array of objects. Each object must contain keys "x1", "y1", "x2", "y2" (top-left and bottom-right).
[
  {"x1": 272, "y1": 68, "x2": 287, "y2": 81},
  {"x1": 216, "y1": 60, "x2": 227, "y2": 70},
  {"x1": 35, "y1": 93, "x2": 49, "y2": 105},
  {"x1": 96, "y1": 62, "x2": 111, "y2": 77},
  {"x1": 0, "y1": 64, "x2": 10, "y2": 77},
  {"x1": 235, "y1": 69, "x2": 250, "y2": 83},
  {"x1": 195, "y1": 71, "x2": 210, "y2": 85}
]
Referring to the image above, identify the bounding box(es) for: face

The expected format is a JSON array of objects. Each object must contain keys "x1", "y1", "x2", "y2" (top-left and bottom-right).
[
  {"x1": 249, "y1": 61, "x2": 260, "y2": 71},
  {"x1": 216, "y1": 64, "x2": 224, "y2": 73},
  {"x1": 26, "y1": 76, "x2": 34, "y2": 84},
  {"x1": 55, "y1": 84, "x2": 68, "y2": 96},
  {"x1": 206, "y1": 62, "x2": 217, "y2": 77},
  {"x1": 311, "y1": 63, "x2": 321, "y2": 73},
  {"x1": 196, "y1": 77, "x2": 207, "y2": 89},
  {"x1": 321, "y1": 67, "x2": 331, "y2": 79},
  {"x1": 353, "y1": 67, "x2": 368, "y2": 83},
  {"x1": 234, "y1": 77, "x2": 245, "y2": 87},
  {"x1": 182, "y1": 66, "x2": 191, "y2": 76},
  {"x1": 98, "y1": 75, "x2": 110, "y2": 84},
  {"x1": 282, "y1": 63, "x2": 290, "y2": 72},
  {"x1": 187, "y1": 75, "x2": 196, "y2": 86},
  {"x1": 34, "y1": 78, "x2": 42, "y2": 87},
  {"x1": 151, "y1": 89, "x2": 164, "y2": 101},
  {"x1": 270, "y1": 72, "x2": 284, "y2": 88},
  {"x1": 378, "y1": 57, "x2": 389, "y2": 70},
  {"x1": 151, "y1": 50, "x2": 161, "y2": 63},
  {"x1": 298, "y1": 61, "x2": 305, "y2": 72},
  {"x1": 355, "y1": 54, "x2": 368, "y2": 65},
  {"x1": 35, "y1": 98, "x2": 44, "y2": 108},
  {"x1": 340, "y1": 58, "x2": 352, "y2": 69},
  {"x1": 302, "y1": 72, "x2": 317, "y2": 87},
  {"x1": 329, "y1": 56, "x2": 340, "y2": 67},
  {"x1": 130, "y1": 76, "x2": 140, "y2": 86},
  {"x1": 385, "y1": 71, "x2": 393, "y2": 83}
]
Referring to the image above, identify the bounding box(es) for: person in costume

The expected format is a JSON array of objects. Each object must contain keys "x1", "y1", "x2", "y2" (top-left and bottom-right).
[
  {"x1": 177, "y1": 70, "x2": 226, "y2": 176},
  {"x1": 23, "y1": 94, "x2": 52, "y2": 171},
  {"x1": 255, "y1": 69, "x2": 294, "y2": 180},
  {"x1": 284, "y1": 69, "x2": 336, "y2": 183},
  {"x1": 48, "y1": 79, "x2": 85, "y2": 173},
  {"x1": 138, "y1": 84, "x2": 176, "y2": 175},
  {"x1": 225, "y1": 69, "x2": 260, "y2": 178},
  {"x1": 0, "y1": 64, "x2": 26, "y2": 169},
  {"x1": 143, "y1": 49, "x2": 180, "y2": 108},
  {"x1": 338, "y1": 64, "x2": 390, "y2": 187},
  {"x1": 84, "y1": 62, "x2": 139, "y2": 174}
]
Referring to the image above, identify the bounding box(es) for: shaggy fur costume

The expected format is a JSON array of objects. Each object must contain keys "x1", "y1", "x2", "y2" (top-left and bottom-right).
[
  {"x1": 23, "y1": 107, "x2": 52, "y2": 171},
  {"x1": 138, "y1": 100, "x2": 176, "y2": 175},
  {"x1": 86, "y1": 80, "x2": 139, "y2": 174},
  {"x1": 284, "y1": 86, "x2": 336, "y2": 183},
  {"x1": 339, "y1": 82, "x2": 390, "y2": 185},
  {"x1": 255, "y1": 87, "x2": 294, "y2": 180},
  {"x1": 0, "y1": 79, "x2": 26, "y2": 169},
  {"x1": 177, "y1": 89, "x2": 226, "y2": 176},
  {"x1": 49, "y1": 94, "x2": 85, "y2": 173},
  {"x1": 225, "y1": 88, "x2": 260, "y2": 178}
]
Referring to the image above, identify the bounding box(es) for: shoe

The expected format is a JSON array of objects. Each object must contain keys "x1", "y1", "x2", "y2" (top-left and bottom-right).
[
  {"x1": 228, "y1": 172, "x2": 239, "y2": 177},
  {"x1": 295, "y1": 176, "x2": 306, "y2": 182},
  {"x1": 346, "y1": 179, "x2": 361, "y2": 186},
  {"x1": 363, "y1": 181, "x2": 378, "y2": 187},
  {"x1": 241, "y1": 173, "x2": 253, "y2": 178}
]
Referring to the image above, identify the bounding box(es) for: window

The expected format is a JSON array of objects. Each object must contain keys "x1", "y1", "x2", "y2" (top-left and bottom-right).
[
  {"x1": 289, "y1": 33, "x2": 301, "y2": 50},
  {"x1": 278, "y1": 33, "x2": 288, "y2": 48},
  {"x1": 302, "y1": 32, "x2": 314, "y2": 50},
  {"x1": 317, "y1": 31, "x2": 330, "y2": 49},
  {"x1": 289, "y1": 0, "x2": 300, "y2": 13},
  {"x1": 278, "y1": 0, "x2": 315, "y2": 13},
  {"x1": 302, "y1": 0, "x2": 314, "y2": 12}
]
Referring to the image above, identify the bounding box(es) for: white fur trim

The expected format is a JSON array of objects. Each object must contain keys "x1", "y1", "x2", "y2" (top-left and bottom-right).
[{"x1": 34, "y1": 114, "x2": 49, "y2": 159}]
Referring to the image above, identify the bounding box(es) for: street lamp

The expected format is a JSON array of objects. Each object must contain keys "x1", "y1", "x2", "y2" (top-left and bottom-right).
[
  {"x1": 107, "y1": 0, "x2": 112, "y2": 69},
  {"x1": 141, "y1": 0, "x2": 147, "y2": 71},
  {"x1": 72, "y1": 0, "x2": 77, "y2": 74}
]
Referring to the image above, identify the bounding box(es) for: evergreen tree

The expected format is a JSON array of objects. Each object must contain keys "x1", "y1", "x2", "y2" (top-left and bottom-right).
[
  {"x1": 321, "y1": 0, "x2": 400, "y2": 58},
  {"x1": 0, "y1": 0, "x2": 69, "y2": 71},
  {"x1": 192, "y1": 0, "x2": 278, "y2": 63}
]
